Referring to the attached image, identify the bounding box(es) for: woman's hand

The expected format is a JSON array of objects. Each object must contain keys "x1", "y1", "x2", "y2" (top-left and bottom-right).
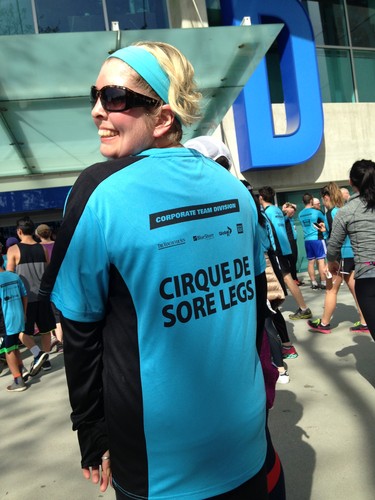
[
  {"x1": 82, "y1": 450, "x2": 112, "y2": 492},
  {"x1": 327, "y1": 260, "x2": 340, "y2": 275}
]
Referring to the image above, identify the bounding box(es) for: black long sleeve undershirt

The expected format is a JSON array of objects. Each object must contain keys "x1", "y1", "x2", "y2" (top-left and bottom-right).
[{"x1": 61, "y1": 316, "x2": 109, "y2": 468}]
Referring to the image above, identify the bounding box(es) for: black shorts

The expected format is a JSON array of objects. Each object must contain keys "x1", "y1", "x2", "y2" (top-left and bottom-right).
[
  {"x1": 278, "y1": 255, "x2": 291, "y2": 274},
  {"x1": 341, "y1": 258, "x2": 355, "y2": 274},
  {"x1": 0, "y1": 333, "x2": 20, "y2": 354},
  {"x1": 25, "y1": 301, "x2": 56, "y2": 335}
]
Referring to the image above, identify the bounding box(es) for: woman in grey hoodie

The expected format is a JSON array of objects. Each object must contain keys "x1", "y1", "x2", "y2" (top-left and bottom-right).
[{"x1": 327, "y1": 159, "x2": 375, "y2": 341}]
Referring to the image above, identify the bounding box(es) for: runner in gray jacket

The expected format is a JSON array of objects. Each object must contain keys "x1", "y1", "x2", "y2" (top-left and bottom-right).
[{"x1": 327, "y1": 159, "x2": 375, "y2": 340}]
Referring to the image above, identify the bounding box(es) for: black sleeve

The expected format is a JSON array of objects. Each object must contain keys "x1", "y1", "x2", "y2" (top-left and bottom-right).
[
  {"x1": 255, "y1": 271, "x2": 267, "y2": 355},
  {"x1": 61, "y1": 316, "x2": 109, "y2": 468}
]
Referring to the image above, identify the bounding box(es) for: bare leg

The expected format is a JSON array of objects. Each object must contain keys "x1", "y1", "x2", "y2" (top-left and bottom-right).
[
  {"x1": 41, "y1": 331, "x2": 52, "y2": 353},
  {"x1": 283, "y1": 272, "x2": 308, "y2": 310},
  {"x1": 19, "y1": 332, "x2": 36, "y2": 350},
  {"x1": 307, "y1": 259, "x2": 316, "y2": 283},
  {"x1": 345, "y1": 272, "x2": 367, "y2": 324},
  {"x1": 321, "y1": 274, "x2": 343, "y2": 324},
  {"x1": 54, "y1": 322, "x2": 63, "y2": 343},
  {"x1": 6, "y1": 350, "x2": 23, "y2": 378},
  {"x1": 317, "y1": 258, "x2": 327, "y2": 283}
]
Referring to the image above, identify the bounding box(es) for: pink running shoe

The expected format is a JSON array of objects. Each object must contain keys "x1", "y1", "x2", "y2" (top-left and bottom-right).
[{"x1": 282, "y1": 346, "x2": 299, "y2": 359}]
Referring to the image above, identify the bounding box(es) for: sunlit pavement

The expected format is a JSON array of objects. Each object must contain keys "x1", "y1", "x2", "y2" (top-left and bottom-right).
[{"x1": 270, "y1": 274, "x2": 375, "y2": 500}]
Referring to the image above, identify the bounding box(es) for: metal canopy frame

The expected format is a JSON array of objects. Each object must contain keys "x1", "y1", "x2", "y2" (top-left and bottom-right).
[{"x1": 0, "y1": 25, "x2": 282, "y2": 180}]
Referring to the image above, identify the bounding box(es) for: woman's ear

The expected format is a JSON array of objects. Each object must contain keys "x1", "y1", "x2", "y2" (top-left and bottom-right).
[{"x1": 152, "y1": 105, "x2": 175, "y2": 138}]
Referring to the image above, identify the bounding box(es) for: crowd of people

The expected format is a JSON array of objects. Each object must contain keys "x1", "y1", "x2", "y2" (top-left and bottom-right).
[
  {"x1": 0, "y1": 38, "x2": 374, "y2": 500},
  {"x1": 0, "y1": 219, "x2": 63, "y2": 392}
]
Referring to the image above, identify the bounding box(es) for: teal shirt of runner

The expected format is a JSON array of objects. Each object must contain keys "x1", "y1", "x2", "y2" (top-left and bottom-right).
[{"x1": 0, "y1": 271, "x2": 27, "y2": 335}]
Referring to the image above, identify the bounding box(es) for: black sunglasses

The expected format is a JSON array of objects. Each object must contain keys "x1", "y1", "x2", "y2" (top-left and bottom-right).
[{"x1": 90, "y1": 85, "x2": 161, "y2": 112}]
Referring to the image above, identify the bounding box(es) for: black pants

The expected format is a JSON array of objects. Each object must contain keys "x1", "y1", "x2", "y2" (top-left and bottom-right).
[
  {"x1": 355, "y1": 278, "x2": 375, "y2": 341},
  {"x1": 265, "y1": 317, "x2": 283, "y2": 368},
  {"x1": 288, "y1": 239, "x2": 298, "y2": 281},
  {"x1": 265, "y1": 419, "x2": 286, "y2": 500},
  {"x1": 272, "y1": 309, "x2": 290, "y2": 344},
  {"x1": 115, "y1": 466, "x2": 269, "y2": 500}
]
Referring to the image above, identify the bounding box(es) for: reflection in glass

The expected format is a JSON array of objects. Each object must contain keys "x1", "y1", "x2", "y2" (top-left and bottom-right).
[
  {"x1": 35, "y1": 0, "x2": 105, "y2": 33},
  {"x1": 106, "y1": 0, "x2": 168, "y2": 30},
  {"x1": 316, "y1": 48, "x2": 354, "y2": 102},
  {"x1": 346, "y1": 0, "x2": 375, "y2": 48},
  {"x1": 301, "y1": 0, "x2": 348, "y2": 46},
  {"x1": 0, "y1": 0, "x2": 34, "y2": 35},
  {"x1": 266, "y1": 42, "x2": 284, "y2": 104},
  {"x1": 206, "y1": 0, "x2": 222, "y2": 26},
  {"x1": 354, "y1": 50, "x2": 375, "y2": 102}
]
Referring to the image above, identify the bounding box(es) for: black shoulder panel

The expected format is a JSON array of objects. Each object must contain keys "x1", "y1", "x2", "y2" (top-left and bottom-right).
[{"x1": 39, "y1": 156, "x2": 144, "y2": 299}]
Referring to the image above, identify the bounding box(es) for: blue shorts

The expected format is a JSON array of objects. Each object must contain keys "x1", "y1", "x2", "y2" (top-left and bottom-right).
[
  {"x1": 0, "y1": 333, "x2": 20, "y2": 354},
  {"x1": 305, "y1": 240, "x2": 326, "y2": 260}
]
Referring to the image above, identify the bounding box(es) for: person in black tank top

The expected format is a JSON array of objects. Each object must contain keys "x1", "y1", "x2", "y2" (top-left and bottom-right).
[{"x1": 6, "y1": 216, "x2": 56, "y2": 377}]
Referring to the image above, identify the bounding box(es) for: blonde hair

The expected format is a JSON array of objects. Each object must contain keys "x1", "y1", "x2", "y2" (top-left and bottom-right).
[
  {"x1": 283, "y1": 202, "x2": 297, "y2": 210},
  {"x1": 321, "y1": 182, "x2": 344, "y2": 208},
  {"x1": 126, "y1": 41, "x2": 201, "y2": 142}
]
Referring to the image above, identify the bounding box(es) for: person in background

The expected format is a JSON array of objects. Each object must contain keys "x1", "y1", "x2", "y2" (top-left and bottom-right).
[
  {"x1": 282, "y1": 202, "x2": 304, "y2": 286},
  {"x1": 2, "y1": 237, "x2": 19, "y2": 270},
  {"x1": 6, "y1": 217, "x2": 54, "y2": 375},
  {"x1": 308, "y1": 182, "x2": 368, "y2": 334},
  {"x1": 40, "y1": 42, "x2": 269, "y2": 499},
  {"x1": 258, "y1": 186, "x2": 312, "y2": 321},
  {"x1": 35, "y1": 224, "x2": 55, "y2": 260},
  {"x1": 340, "y1": 187, "x2": 351, "y2": 203},
  {"x1": 184, "y1": 135, "x2": 233, "y2": 171},
  {"x1": 327, "y1": 159, "x2": 375, "y2": 341},
  {"x1": 312, "y1": 197, "x2": 322, "y2": 211},
  {"x1": 0, "y1": 255, "x2": 28, "y2": 392},
  {"x1": 35, "y1": 224, "x2": 63, "y2": 353},
  {"x1": 298, "y1": 193, "x2": 327, "y2": 290}
]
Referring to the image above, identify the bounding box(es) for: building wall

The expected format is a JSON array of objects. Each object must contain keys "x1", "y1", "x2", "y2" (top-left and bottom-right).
[
  {"x1": 1, "y1": 1, "x2": 374, "y2": 205},
  {"x1": 167, "y1": 0, "x2": 208, "y2": 27},
  {"x1": 219, "y1": 102, "x2": 375, "y2": 192}
]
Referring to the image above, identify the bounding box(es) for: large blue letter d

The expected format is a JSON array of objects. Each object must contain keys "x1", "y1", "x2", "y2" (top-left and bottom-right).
[{"x1": 222, "y1": 0, "x2": 324, "y2": 170}]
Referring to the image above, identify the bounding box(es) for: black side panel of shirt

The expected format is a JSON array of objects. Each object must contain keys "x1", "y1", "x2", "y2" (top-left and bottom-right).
[{"x1": 39, "y1": 155, "x2": 144, "y2": 300}]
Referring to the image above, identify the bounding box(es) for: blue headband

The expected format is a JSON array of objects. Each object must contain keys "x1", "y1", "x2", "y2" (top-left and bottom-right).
[{"x1": 107, "y1": 46, "x2": 170, "y2": 104}]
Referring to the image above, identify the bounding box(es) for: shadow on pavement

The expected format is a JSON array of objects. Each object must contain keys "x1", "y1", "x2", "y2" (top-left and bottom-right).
[{"x1": 269, "y1": 390, "x2": 316, "y2": 500}]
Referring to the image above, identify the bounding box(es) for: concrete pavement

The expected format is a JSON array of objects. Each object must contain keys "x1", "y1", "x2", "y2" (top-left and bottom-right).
[
  {"x1": 0, "y1": 275, "x2": 374, "y2": 499},
  {"x1": 269, "y1": 276, "x2": 375, "y2": 500}
]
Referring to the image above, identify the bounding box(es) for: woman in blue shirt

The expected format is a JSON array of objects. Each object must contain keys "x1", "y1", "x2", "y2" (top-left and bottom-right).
[{"x1": 40, "y1": 41, "x2": 268, "y2": 500}]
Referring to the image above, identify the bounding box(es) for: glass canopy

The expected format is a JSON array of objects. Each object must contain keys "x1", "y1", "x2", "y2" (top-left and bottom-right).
[{"x1": 0, "y1": 25, "x2": 282, "y2": 179}]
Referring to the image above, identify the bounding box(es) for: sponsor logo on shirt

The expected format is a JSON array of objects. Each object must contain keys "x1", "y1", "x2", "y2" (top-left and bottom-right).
[
  {"x1": 193, "y1": 234, "x2": 214, "y2": 242},
  {"x1": 157, "y1": 239, "x2": 186, "y2": 250},
  {"x1": 219, "y1": 227, "x2": 232, "y2": 237}
]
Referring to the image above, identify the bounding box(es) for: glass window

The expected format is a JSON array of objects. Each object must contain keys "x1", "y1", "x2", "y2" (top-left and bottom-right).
[
  {"x1": 206, "y1": 0, "x2": 222, "y2": 26},
  {"x1": 106, "y1": 0, "x2": 168, "y2": 30},
  {"x1": 354, "y1": 50, "x2": 375, "y2": 102},
  {"x1": 35, "y1": 0, "x2": 105, "y2": 33},
  {"x1": 301, "y1": 0, "x2": 348, "y2": 46},
  {"x1": 0, "y1": 0, "x2": 35, "y2": 35},
  {"x1": 346, "y1": 0, "x2": 375, "y2": 48},
  {"x1": 266, "y1": 42, "x2": 284, "y2": 104},
  {"x1": 316, "y1": 48, "x2": 354, "y2": 102}
]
